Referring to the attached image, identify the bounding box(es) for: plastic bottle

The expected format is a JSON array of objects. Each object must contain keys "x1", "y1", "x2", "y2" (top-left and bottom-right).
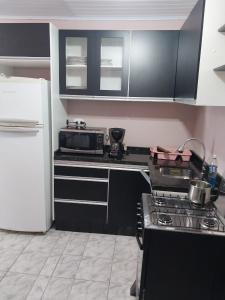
[{"x1": 208, "y1": 155, "x2": 218, "y2": 189}]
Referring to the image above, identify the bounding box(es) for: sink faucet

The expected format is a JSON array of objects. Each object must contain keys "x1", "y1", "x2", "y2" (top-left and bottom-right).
[{"x1": 176, "y1": 138, "x2": 206, "y2": 179}]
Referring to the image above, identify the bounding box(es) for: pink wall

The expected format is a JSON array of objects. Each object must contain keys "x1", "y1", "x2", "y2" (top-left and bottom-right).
[
  {"x1": 50, "y1": 18, "x2": 194, "y2": 152},
  {"x1": 5, "y1": 18, "x2": 222, "y2": 166},
  {"x1": 12, "y1": 67, "x2": 50, "y2": 80},
  {"x1": 67, "y1": 101, "x2": 198, "y2": 148},
  {"x1": 194, "y1": 107, "x2": 225, "y2": 174}
]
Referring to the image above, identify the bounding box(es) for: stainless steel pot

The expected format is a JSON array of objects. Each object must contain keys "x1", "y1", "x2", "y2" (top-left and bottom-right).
[{"x1": 188, "y1": 180, "x2": 211, "y2": 206}]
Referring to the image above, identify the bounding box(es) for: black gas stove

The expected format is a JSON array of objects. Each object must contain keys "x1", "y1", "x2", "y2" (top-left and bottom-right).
[{"x1": 134, "y1": 192, "x2": 225, "y2": 300}]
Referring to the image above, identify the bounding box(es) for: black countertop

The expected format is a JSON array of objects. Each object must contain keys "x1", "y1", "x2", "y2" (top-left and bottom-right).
[
  {"x1": 54, "y1": 147, "x2": 150, "y2": 167},
  {"x1": 54, "y1": 147, "x2": 203, "y2": 193}
]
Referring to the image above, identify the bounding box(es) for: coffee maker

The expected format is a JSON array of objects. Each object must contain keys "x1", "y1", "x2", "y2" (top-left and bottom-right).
[{"x1": 109, "y1": 128, "x2": 125, "y2": 159}]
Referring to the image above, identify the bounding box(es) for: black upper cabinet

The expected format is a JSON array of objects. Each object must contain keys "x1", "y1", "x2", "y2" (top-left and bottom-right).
[
  {"x1": 59, "y1": 29, "x2": 194, "y2": 99},
  {"x1": 0, "y1": 23, "x2": 50, "y2": 57},
  {"x1": 175, "y1": 0, "x2": 205, "y2": 100},
  {"x1": 59, "y1": 30, "x2": 129, "y2": 96},
  {"x1": 129, "y1": 31, "x2": 179, "y2": 98}
]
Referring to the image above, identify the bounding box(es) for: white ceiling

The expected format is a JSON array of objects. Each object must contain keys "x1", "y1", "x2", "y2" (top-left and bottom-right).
[{"x1": 0, "y1": 0, "x2": 198, "y2": 20}]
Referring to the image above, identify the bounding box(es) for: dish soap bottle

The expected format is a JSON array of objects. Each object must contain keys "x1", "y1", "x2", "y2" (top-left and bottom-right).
[{"x1": 208, "y1": 155, "x2": 218, "y2": 189}]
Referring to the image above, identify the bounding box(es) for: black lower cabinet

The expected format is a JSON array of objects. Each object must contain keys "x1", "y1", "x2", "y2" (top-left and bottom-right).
[
  {"x1": 142, "y1": 230, "x2": 225, "y2": 300},
  {"x1": 107, "y1": 170, "x2": 150, "y2": 236},
  {"x1": 55, "y1": 202, "x2": 107, "y2": 233},
  {"x1": 54, "y1": 165, "x2": 150, "y2": 235}
]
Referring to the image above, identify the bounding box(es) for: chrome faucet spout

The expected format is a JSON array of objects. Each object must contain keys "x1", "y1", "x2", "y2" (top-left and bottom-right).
[{"x1": 176, "y1": 138, "x2": 206, "y2": 178}]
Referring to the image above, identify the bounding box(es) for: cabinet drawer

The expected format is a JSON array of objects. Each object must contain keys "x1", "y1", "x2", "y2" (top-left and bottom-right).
[
  {"x1": 54, "y1": 178, "x2": 108, "y2": 202},
  {"x1": 54, "y1": 165, "x2": 108, "y2": 178},
  {"x1": 54, "y1": 201, "x2": 107, "y2": 233}
]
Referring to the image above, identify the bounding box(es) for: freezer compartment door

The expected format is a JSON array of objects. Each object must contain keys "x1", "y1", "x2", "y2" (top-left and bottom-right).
[
  {"x1": 0, "y1": 129, "x2": 49, "y2": 232},
  {"x1": 0, "y1": 79, "x2": 47, "y2": 124}
]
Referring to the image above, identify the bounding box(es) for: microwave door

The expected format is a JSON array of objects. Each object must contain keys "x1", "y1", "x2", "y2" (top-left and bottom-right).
[{"x1": 59, "y1": 132, "x2": 103, "y2": 154}]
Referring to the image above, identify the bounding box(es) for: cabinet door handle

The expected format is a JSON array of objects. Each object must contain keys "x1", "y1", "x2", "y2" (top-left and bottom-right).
[
  {"x1": 136, "y1": 233, "x2": 143, "y2": 250},
  {"x1": 54, "y1": 198, "x2": 108, "y2": 206},
  {"x1": 54, "y1": 175, "x2": 108, "y2": 183}
]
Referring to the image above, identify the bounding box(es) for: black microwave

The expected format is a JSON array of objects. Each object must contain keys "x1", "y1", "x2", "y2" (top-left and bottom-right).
[{"x1": 59, "y1": 127, "x2": 107, "y2": 155}]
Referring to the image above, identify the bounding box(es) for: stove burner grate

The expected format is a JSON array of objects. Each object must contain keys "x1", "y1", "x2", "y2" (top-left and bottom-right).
[
  {"x1": 201, "y1": 218, "x2": 218, "y2": 230},
  {"x1": 154, "y1": 197, "x2": 166, "y2": 206},
  {"x1": 158, "y1": 214, "x2": 172, "y2": 225}
]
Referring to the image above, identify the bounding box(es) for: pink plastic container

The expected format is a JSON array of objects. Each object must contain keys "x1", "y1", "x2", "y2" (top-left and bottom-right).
[{"x1": 150, "y1": 146, "x2": 192, "y2": 162}]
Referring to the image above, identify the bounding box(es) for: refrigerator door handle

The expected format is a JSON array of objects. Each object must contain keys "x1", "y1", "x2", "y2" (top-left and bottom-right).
[{"x1": 0, "y1": 126, "x2": 41, "y2": 133}]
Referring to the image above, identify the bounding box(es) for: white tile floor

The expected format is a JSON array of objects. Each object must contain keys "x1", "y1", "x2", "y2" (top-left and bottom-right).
[{"x1": 0, "y1": 228, "x2": 138, "y2": 300}]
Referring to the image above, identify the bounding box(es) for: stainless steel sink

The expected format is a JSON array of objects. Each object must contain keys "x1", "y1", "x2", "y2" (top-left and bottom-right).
[{"x1": 159, "y1": 167, "x2": 192, "y2": 180}]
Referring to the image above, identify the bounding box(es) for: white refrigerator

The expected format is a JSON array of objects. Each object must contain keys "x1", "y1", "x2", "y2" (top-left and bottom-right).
[{"x1": 0, "y1": 76, "x2": 52, "y2": 232}]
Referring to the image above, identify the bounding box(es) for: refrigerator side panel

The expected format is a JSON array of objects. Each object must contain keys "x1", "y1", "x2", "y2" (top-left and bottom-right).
[{"x1": 41, "y1": 79, "x2": 52, "y2": 229}]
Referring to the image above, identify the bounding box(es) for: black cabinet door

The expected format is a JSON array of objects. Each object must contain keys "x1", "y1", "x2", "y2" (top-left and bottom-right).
[
  {"x1": 175, "y1": 0, "x2": 205, "y2": 100},
  {"x1": 59, "y1": 30, "x2": 98, "y2": 95},
  {"x1": 129, "y1": 31, "x2": 179, "y2": 98},
  {"x1": 55, "y1": 166, "x2": 108, "y2": 178},
  {"x1": 144, "y1": 230, "x2": 225, "y2": 300},
  {"x1": 0, "y1": 23, "x2": 50, "y2": 57},
  {"x1": 95, "y1": 30, "x2": 129, "y2": 96},
  {"x1": 55, "y1": 202, "x2": 107, "y2": 233},
  {"x1": 59, "y1": 30, "x2": 129, "y2": 96},
  {"x1": 54, "y1": 178, "x2": 108, "y2": 202},
  {"x1": 108, "y1": 170, "x2": 150, "y2": 236}
]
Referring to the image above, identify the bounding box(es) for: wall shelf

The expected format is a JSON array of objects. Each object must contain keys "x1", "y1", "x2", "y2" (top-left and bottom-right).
[
  {"x1": 218, "y1": 24, "x2": 225, "y2": 32},
  {"x1": 214, "y1": 65, "x2": 225, "y2": 71},
  {"x1": 66, "y1": 64, "x2": 86, "y2": 68},
  {"x1": 101, "y1": 65, "x2": 122, "y2": 70},
  {"x1": 0, "y1": 56, "x2": 50, "y2": 68},
  {"x1": 60, "y1": 94, "x2": 174, "y2": 103}
]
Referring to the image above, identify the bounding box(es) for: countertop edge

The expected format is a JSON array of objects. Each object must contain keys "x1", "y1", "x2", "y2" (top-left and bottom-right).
[{"x1": 54, "y1": 159, "x2": 149, "y2": 171}]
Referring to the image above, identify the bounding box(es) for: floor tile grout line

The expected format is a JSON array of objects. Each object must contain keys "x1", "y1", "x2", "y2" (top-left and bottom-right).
[
  {"x1": 32, "y1": 233, "x2": 71, "y2": 299},
  {"x1": 73, "y1": 238, "x2": 90, "y2": 282},
  {"x1": 36, "y1": 275, "x2": 51, "y2": 300},
  {"x1": 0, "y1": 272, "x2": 7, "y2": 284},
  {"x1": 0, "y1": 230, "x2": 137, "y2": 300},
  {"x1": 66, "y1": 278, "x2": 75, "y2": 300},
  {"x1": 0, "y1": 270, "x2": 37, "y2": 300},
  {"x1": 106, "y1": 235, "x2": 117, "y2": 300},
  {"x1": 27, "y1": 232, "x2": 70, "y2": 300},
  {"x1": 5, "y1": 245, "x2": 26, "y2": 274},
  {"x1": 11, "y1": 233, "x2": 62, "y2": 299}
]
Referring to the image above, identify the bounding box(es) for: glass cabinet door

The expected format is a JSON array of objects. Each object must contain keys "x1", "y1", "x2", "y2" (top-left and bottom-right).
[
  {"x1": 59, "y1": 30, "x2": 129, "y2": 96},
  {"x1": 97, "y1": 31, "x2": 129, "y2": 96},
  {"x1": 59, "y1": 30, "x2": 96, "y2": 95},
  {"x1": 65, "y1": 37, "x2": 87, "y2": 90},
  {"x1": 100, "y1": 37, "x2": 123, "y2": 91}
]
